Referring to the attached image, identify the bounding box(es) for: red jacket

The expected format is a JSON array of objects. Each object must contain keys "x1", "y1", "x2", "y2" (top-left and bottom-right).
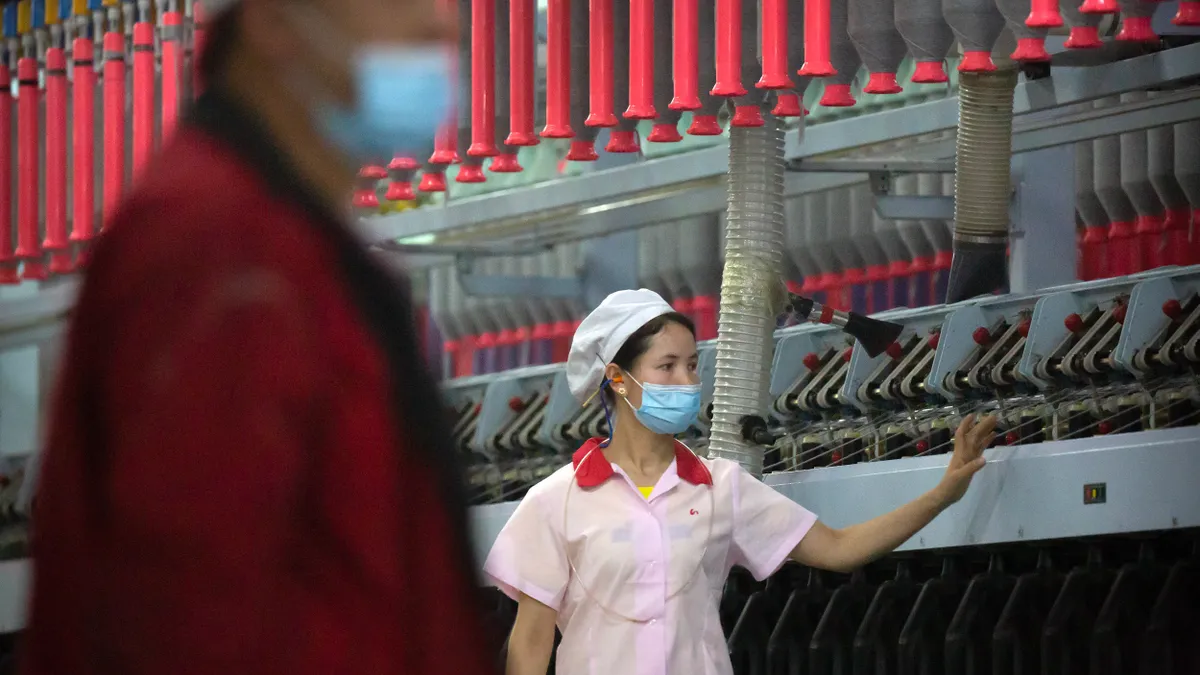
[{"x1": 20, "y1": 92, "x2": 498, "y2": 675}]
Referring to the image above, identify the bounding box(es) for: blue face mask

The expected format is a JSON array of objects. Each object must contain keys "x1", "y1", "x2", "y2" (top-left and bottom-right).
[
  {"x1": 623, "y1": 373, "x2": 702, "y2": 436},
  {"x1": 317, "y1": 45, "x2": 453, "y2": 163}
]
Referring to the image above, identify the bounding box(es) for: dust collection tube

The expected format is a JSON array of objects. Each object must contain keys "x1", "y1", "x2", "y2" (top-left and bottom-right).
[
  {"x1": 44, "y1": 46, "x2": 71, "y2": 273},
  {"x1": 16, "y1": 57, "x2": 45, "y2": 280},
  {"x1": 71, "y1": 37, "x2": 97, "y2": 250}
]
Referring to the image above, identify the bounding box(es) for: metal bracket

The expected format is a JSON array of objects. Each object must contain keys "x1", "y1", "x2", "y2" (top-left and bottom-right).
[
  {"x1": 454, "y1": 256, "x2": 583, "y2": 299},
  {"x1": 786, "y1": 158, "x2": 957, "y2": 174}
]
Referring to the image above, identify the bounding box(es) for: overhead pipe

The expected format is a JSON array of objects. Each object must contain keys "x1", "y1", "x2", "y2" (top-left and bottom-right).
[
  {"x1": 468, "y1": 0, "x2": 497, "y2": 157},
  {"x1": 102, "y1": 29, "x2": 125, "y2": 222},
  {"x1": 44, "y1": 43, "x2": 71, "y2": 273},
  {"x1": 996, "y1": 0, "x2": 1051, "y2": 62},
  {"x1": 712, "y1": 0, "x2": 745, "y2": 97},
  {"x1": 730, "y1": 0, "x2": 765, "y2": 127},
  {"x1": 1148, "y1": 125, "x2": 1189, "y2": 268},
  {"x1": 70, "y1": 35, "x2": 96, "y2": 253},
  {"x1": 385, "y1": 156, "x2": 420, "y2": 201},
  {"x1": 491, "y1": 0, "x2": 522, "y2": 171},
  {"x1": 772, "y1": 4, "x2": 808, "y2": 117},
  {"x1": 1119, "y1": 94, "x2": 1162, "y2": 273},
  {"x1": 944, "y1": 0, "x2": 1007, "y2": 72},
  {"x1": 669, "y1": 0, "x2": 699, "y2": 110},
  {"x1": 587, "y1": 0, "x2": 617, "y2": 125},
  {"x1": 849, "y1": 0, "x2": 907, "y2": 93},
  {"x1": 944, "y1": 68, "x2": 1019, "y2": 302},
  {"x1": 1114, "y1": 0, "x2": 1157, "y2": 42},
  {"x1": 1076, "y1": 141, "x2": 1110, "y2": 280},
  {"x1": 1094, "y1": 118, "x2": 1137, "y2": 277},
  {"x1": 606, "y1": 0, "x2": 640, "y2": 151},
  {"x1": 799, "y1": 0, "x2": 834, "y2": 76},
  {"x1": 820, "y1": 0, "x2": 859, "y2": 107},
  {"x1": 161, "y1": 7, "x2": 181, "y2": 140},
  {"x1": 626, "y1": 0, "x2": 655, "y2": 118},
  {"x1": 648, "y1": 0, "x2": 682, "y2": 142},
  {"x1": 0, "y1": 58, "x2": 14, "y2": 284},
  {"x1": 132, "y1": 17, "x2": 155, "y2": 176},
  {"x1": 686, "y1": 0, "x2": 723, "y2": 134},
  {"x1": 568, "y1": 0, "x2": 601, "y2": 158},
  {"x1": 506, "y1": 0, "x2": 538, "y2": 144},
  {"x1": 16, "y1": 56, "x2": 45, "y2": 280},
  {"x1": 1174, "y1": 121, "x2": 1200, "y2": 265},
  {"x1": 542, "y1": 0, "x2": 572, "y2": 137},
  {"x1": 757, "y1": 0, "x2": 791, "y2": 89},
  {"x1": 895, "y1": 0, "x2": 953, "y2": 82},
  {"x1": 1060, "y1": 0, "x2": 1103, "y2": 47}
]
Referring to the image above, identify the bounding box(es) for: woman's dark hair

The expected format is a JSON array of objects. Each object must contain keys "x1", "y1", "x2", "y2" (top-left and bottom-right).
[
  {"x1": 604, "y1": 311, "x2": 696, "y2": 402},
  {"x1": 198, "y1": 4, "x2": 242, "y2": 83}
]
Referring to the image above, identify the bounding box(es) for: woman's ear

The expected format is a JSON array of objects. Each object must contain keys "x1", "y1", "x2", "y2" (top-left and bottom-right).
[{"x1": 605, "y1": 364, "x2": 626, "y2": 396}]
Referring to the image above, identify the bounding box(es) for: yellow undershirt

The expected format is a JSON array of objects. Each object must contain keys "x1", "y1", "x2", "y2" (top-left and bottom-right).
[{"x1": 638, "y1": 486, "x2": 654, "y2": 500}]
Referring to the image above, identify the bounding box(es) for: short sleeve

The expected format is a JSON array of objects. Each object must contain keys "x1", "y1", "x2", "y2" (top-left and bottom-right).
[
  {"x1": 483, "y1": 489, "x2": 570, "y2": 611},
  {"x1": 730, "y1": 466, "x2": 818, "y2": 581}
]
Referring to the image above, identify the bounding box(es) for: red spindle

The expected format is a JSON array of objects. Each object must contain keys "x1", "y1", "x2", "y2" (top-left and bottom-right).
[
  {"x1": 1079, "y1": 0, "x2": 1119, "y2": 14},
  {"x1": 193, "y1": 2, "x2": 208, "y2": 97},
  {"x1": 712, "y1": 0, "x2": 746, "y2": 96},
  {"x1": 1176, "y1": 2, "x2": 1200, "y2": 25},
  {"x1": 44, "y1": 48, "x2": 71, "y2": 274},
  {"x1": 430, "y1": 121, "x2": 459, "y2": 164},
  {"x1": 1026, "y1": 0, "x2": 1063, "y2": 26},
  {"x1": 0, "y1": 64, "x2": 15, "y2": 284},
  {"x1": 162, "y1": 12, "x2": 182, "y2": 140},
  {"x1": 799, "y1": 0, "x2": 834, "y2": 76},
  {"x1": 626, "y1": 0, "x2": 655, "y2": 117},
  {"x1": 133, "y1": 22, "x2": 156, "y2": 177},
  {"x1": 757, "y1": 0, "x2": 792, "y2": 88},
  {"x1": 508, "y1": 0, "x2": 538, "y2": 144},
  {"x1": 71, "y1": 38, "x2": 97, "y2": 253},
  {"x1": 669, "y1": 0, "x2": 700, "y2": 110},
  {"x1": 469, "y1": 0, "x2": 498, "y2": 156},
  {"x1": 587, "y1": 0, "x2": 618, "y2": 125},
  {"x1": 16, "y1": 58, "x2": 45, "y2": 280},
  {"x1": 542, "y1": 0, "x2": 573, "y2": 137},
  {"x1": 103, "y1": 31, "x2": 126, "y2": 223}
]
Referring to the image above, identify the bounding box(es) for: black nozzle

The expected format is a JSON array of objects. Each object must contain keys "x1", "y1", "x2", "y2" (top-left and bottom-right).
[
  {"x1": 945, "y1": 240, "x2": 1008, "y2": 304},
  {"x1": 741, "y1": 416, "x2": 779, "y2": 446},
  {"x1": 844, "y1": 312, "x2": 905, "y2": 358}
]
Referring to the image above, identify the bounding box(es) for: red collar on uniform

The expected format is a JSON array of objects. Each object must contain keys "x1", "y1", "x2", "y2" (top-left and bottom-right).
[{"x1": 571, "y1": 438, "x2": 714, "y2": 488}]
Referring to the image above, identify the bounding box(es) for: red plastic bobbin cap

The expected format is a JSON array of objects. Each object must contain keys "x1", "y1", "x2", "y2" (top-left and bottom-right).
[
  {"x1": 585, "y1": 110, "x2": 619, "y2": 127},
  {"x1": 841, "y1": 347, "x2": 853, "y2": 363},
  {"x1": 1065, "y1": 26, "x2": 1104, "y2": 48},
  {"x1": 359, "y1": 165, "x2": 388, "y2": 180},
  {"x1": 1116, "y1": 16, "x2": 1157, "y2": 42},
  {"x1": 1005, "y1": 431, "x2": 1019, "y2": 445},
  {"x1": 385, "y1": 181, "x2": 416, "y2": 201},
  {"x1": 687, "y1": 114, "x2": 724, "y2": 136},
  {"x1": 1064, "y1": 313, "x2": 1084, "y2": 333},
  {"x1": 1011, "y1": 37, "x2": 1051, "y2": 62},
  {"x1": 508, "y1": 396, "x2": 526, "y2": 412},
  {"x1": 506, "y1": 129, "x2": 541, "y2": 146},
  {"x1": 418, "y1": 171, "x2": 448, "y2": 192},
  {"x1": 1017, "y1": 318, "x2": 1032, "y2": 338},
  {"x1": 771, "y1": 92, "x2": 806, "y2": 117},
  {"x1": 972, "y1": 327, "x2": 991, "y2": 346},
  {"x1": 927, "y1": 332, "x2": 941, "y2": 350},
  {"x1": 389, "y1": 156, "x2": 421, "y2": 171},
  {"x1": 803, "y1": 352, "x2": 821, "y2": 371},
  {"x1": 566, "y1": 140, "x2": 600, "y2": 161},
  {"x1": 911, "y1": 61, "x2": 949, "y2": 83},
  {"x1": 958, "y1": 51, "x2": 996, "y2": 72},
  {"x1": 863, "y1": 72, "x2": 903, "y2": 94},
  {"x1": 1026, "y1": 6, "x2": 1064, "y2": 27},
  {"x1": 647, "y1": 123, "x2": 683, "y2": 143},
  {"x1": 0, "y1": 266, "x2": 20, "y2": 286},
  {"x1": 1112, "y1": 304, "x2": 1127, "y2": 324},
  {"x1": 1175, "y1": 1, "x2": 1200, "y2": 25},
  {"x1": 886, "y1": 342, "x2": 904, "y2": 360},
  {"x1": 1079, "y1": 0, "x2": 1119, "y2": 13},
  {"x1": 490, "y1": 153, "x2": 524, "y2": 172},
  {"x1": 541, "y1": 122, "x2": 575, "y2": 139},
  {"x1": 731, "y1": 105, "x2": 766, "y2": 127},
  {"x1": 1097, "y1": 420, "x2": 1113, "y2": 435},
  {"x1": 456, "y1": 164, "x2": 487, "y2": 183},
  {"x1": 352, "y1": 189, "x2": 380, "y2": 209},
  {"x1": 1162, "y1": 299, "x2": 1183, "y2": 320},
  {"x1": 605, "y1": 129, "x2": 641, "y2": 153},
  {"x1": 915, "y1": 439, "x2": 929, "y2": 453},
  {"x1": 820, "y1": 83, "x2": 856, "y2": 107}
]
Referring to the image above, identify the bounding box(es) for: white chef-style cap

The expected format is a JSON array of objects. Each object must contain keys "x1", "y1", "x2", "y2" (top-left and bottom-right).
[{"x1": 566, "y1": 289, "x2": 675, "y2": 402}]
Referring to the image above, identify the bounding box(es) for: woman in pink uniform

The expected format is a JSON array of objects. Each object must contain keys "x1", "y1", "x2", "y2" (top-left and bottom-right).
[{"x1": 485, "y1": 289, "x2": 997, "y2": 675}]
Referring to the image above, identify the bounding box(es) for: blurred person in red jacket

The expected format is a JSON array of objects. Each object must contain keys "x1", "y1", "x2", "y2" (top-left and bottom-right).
[{"x1": 19, "y1": 1, "x2": 498, "y2": 674}]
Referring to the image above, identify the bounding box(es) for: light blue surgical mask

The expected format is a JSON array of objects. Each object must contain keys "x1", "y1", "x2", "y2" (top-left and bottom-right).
[
  {"x1": 318, "y1": 45, "x2": 453, "y2": 163},
  {"x1": 623, "y1": 372, "x2": 702, "y2": 436}
]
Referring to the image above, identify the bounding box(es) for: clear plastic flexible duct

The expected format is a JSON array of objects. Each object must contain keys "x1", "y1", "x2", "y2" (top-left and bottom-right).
[{"x1": 707, "y1": 113, "x2": 788, "y2": 477}]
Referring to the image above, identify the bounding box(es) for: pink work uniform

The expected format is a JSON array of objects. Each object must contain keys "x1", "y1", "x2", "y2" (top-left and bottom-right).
[{"x1": 484, "y1": 438, "x2": 818, "y2": 675}]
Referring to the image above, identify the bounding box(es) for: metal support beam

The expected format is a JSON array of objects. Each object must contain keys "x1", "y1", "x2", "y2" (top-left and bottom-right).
[
  {"x1": 787, "y1": 158, "x2": 957, "y2": 173},
  {"x1": 455, "y1": 257, "x2": 584, "y2": 299},
  {"x1": 874, "y1": 195, "x2": 957, "y2": 221},
  {"x1": 1010, "y1": 145, "x2": 1079, "y2": 293}
]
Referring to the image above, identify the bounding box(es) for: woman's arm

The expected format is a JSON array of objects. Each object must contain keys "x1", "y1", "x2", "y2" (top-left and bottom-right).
[
  {"x1": 506, "y1": 593, "x2": 558, "y2": 675},
  {"x1": 790, "y1": 414, "x2": 997, "y2": 572}
]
